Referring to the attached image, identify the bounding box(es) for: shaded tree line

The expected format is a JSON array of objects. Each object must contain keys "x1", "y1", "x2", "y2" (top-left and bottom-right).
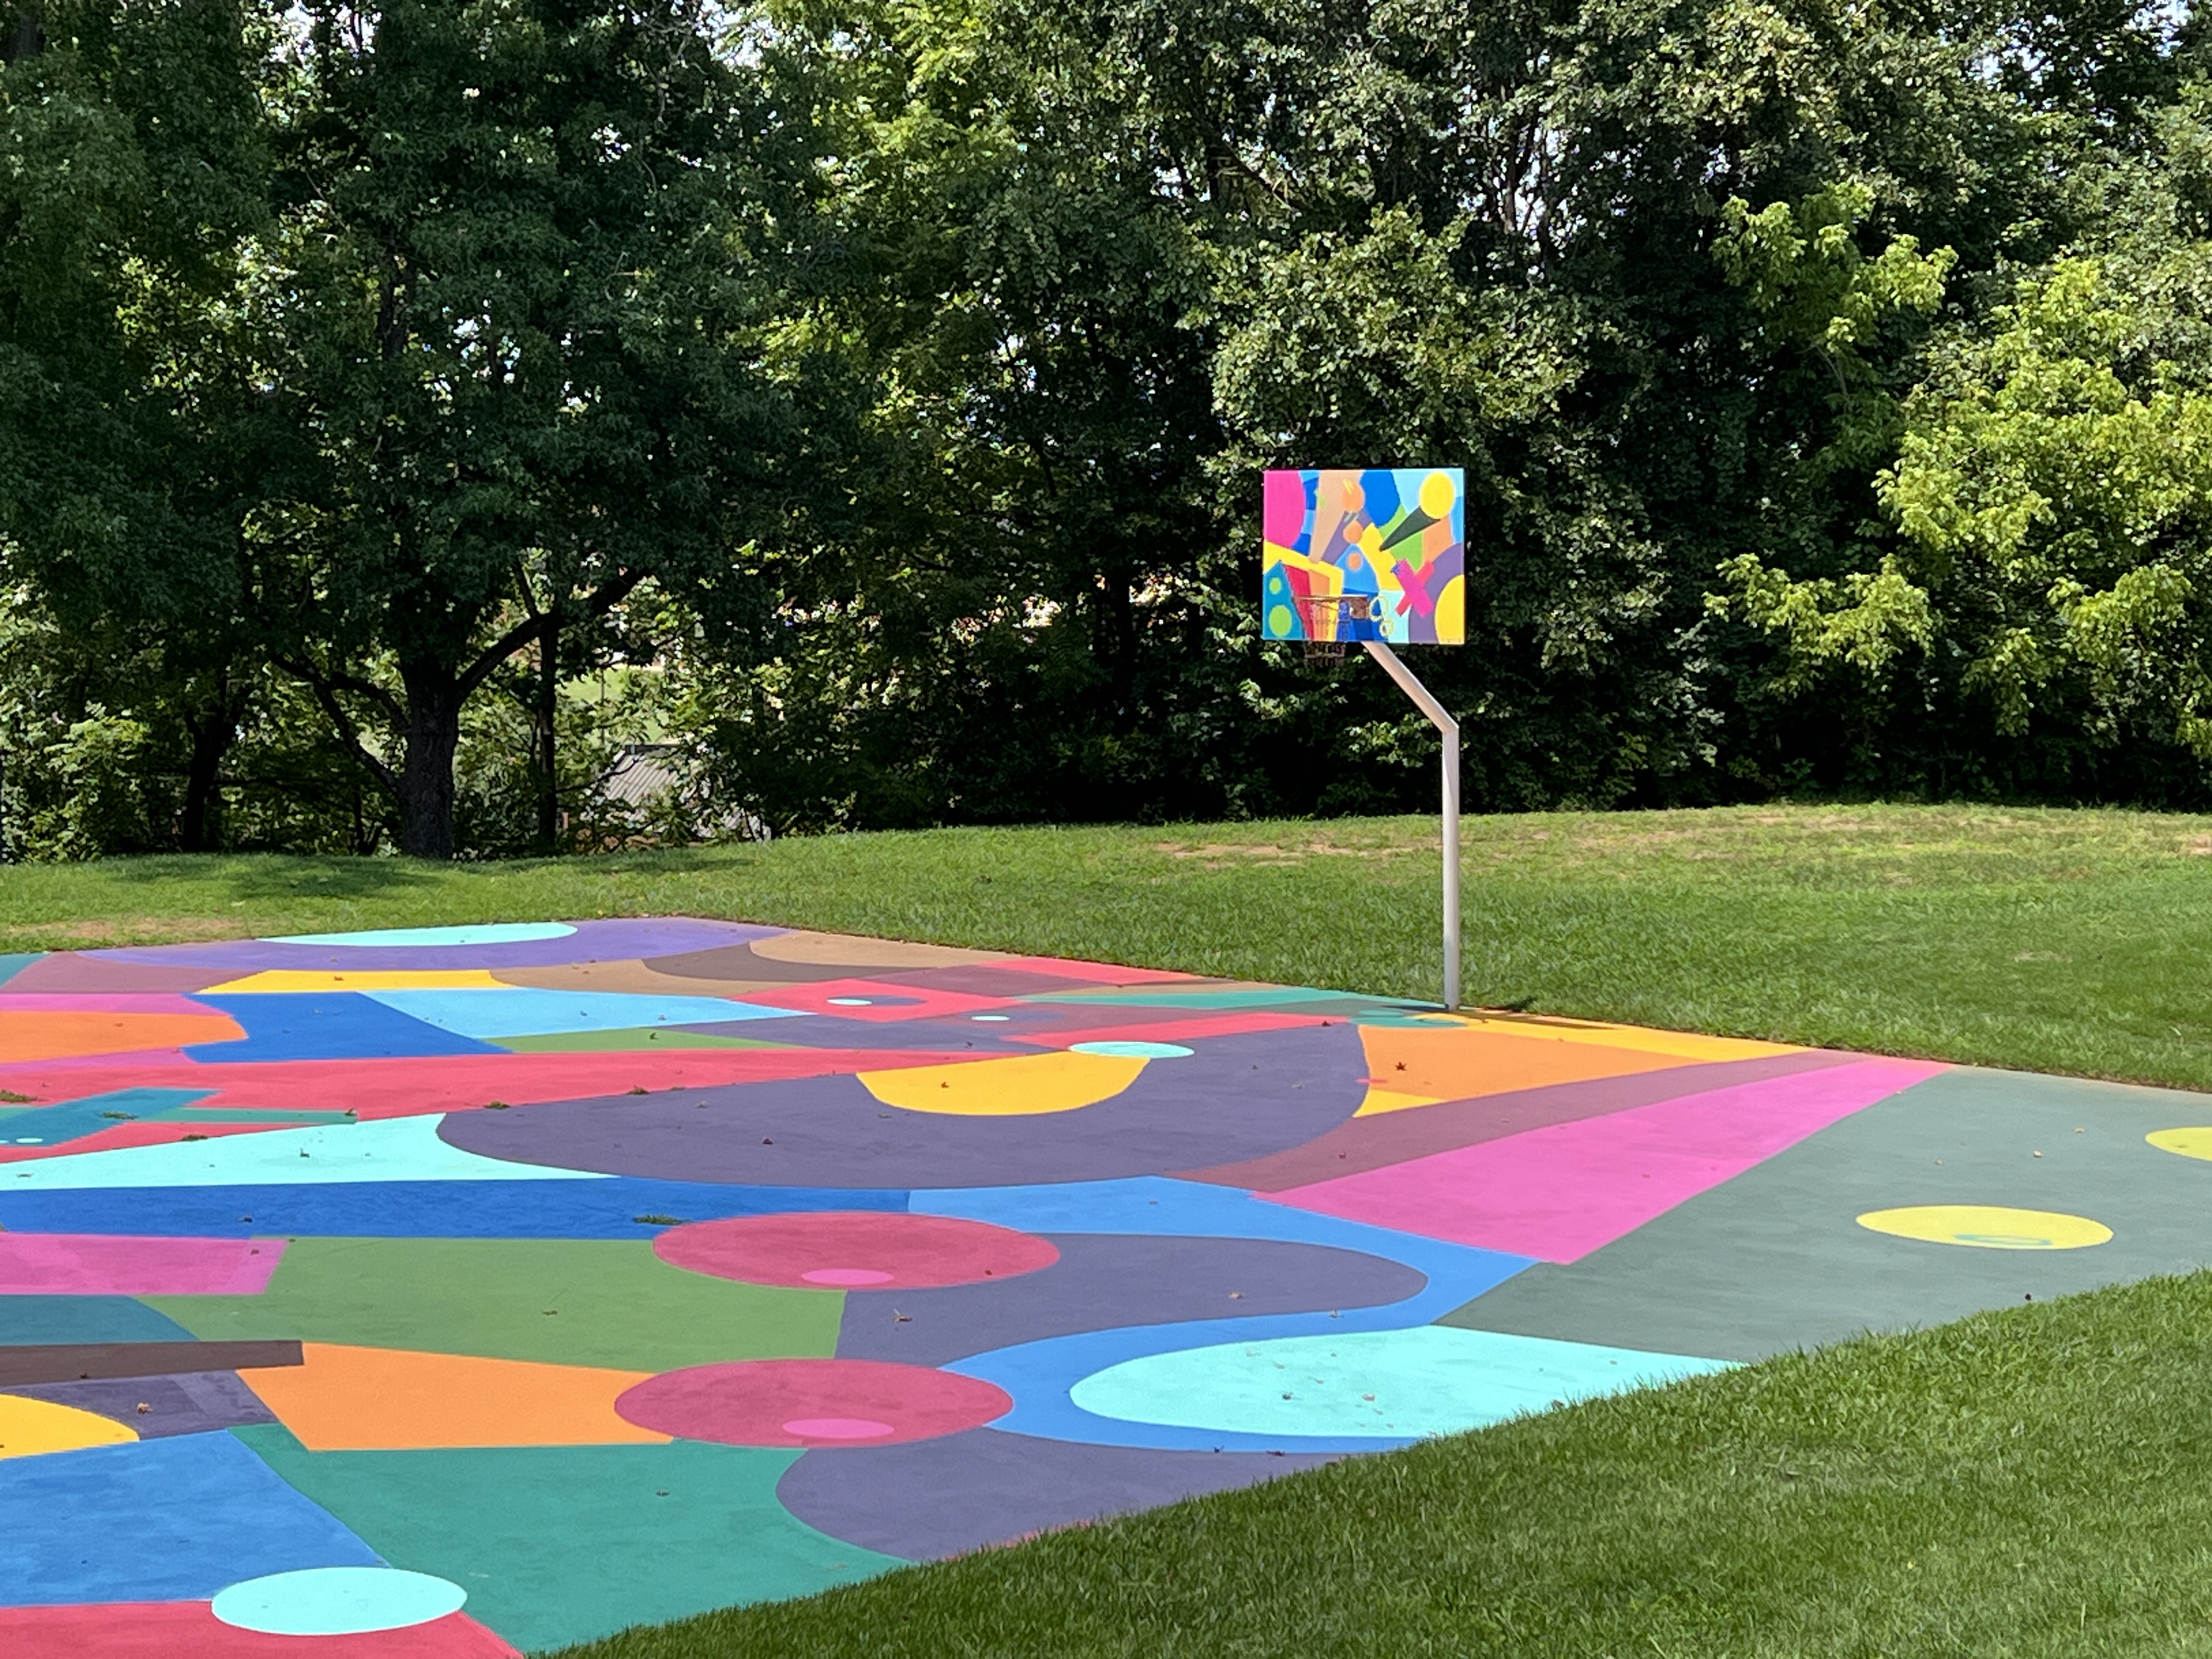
[{"x1": 3, "y1": 0, "x2": 2210, "y2": 859}]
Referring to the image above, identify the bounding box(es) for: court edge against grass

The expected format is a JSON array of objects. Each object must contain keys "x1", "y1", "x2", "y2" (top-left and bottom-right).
[
  {"x1": 10, "y1": 800, "x2": 2212, "y2": 1090},
  {"x1": 14, "y1": 799, "x2": 2212, "y2": 1657}
]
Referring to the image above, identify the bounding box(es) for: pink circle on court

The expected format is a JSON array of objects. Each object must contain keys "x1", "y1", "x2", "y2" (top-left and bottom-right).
[
  {"x1": 617, "y1": 1358, "x2": 1010, "y2": 1448},
  {"x1": 783, "y1": 1416, "x2": 894, "y2": 1439},
  {"x1": 653, "y1": 1211, "x2": 1059, "y2": 1290}
]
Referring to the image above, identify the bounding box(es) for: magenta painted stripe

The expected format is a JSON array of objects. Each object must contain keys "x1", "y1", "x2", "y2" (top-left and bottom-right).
[
  {"x1": 1263, "y1": 1058, "x2": 1947, "y2": 1262},
  {"x1": 0, "y1": 1233, "x2": 286, "y2": 1295}
]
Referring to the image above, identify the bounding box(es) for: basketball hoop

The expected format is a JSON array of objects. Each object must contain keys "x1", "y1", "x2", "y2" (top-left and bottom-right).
[{"x1": 1294, "y1": 593, "x2": 1375, "y2": 667}]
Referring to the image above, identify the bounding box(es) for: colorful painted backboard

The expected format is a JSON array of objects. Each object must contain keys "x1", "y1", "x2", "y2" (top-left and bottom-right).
[{"x1": 1262, "y1": 468, "x2": 1465, "y2": 646}]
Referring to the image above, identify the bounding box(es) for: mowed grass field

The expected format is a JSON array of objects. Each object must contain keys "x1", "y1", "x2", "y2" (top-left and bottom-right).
[{"x1": 13, "y1": 802, "x2": 2212, "y2": 1657}]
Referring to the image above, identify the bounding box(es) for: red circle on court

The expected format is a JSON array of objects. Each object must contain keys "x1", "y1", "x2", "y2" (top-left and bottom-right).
[
  {"x1": 616, "y1": 1359, "x2": 1011, "y2": 1447},
  {"x1": 652, "y1": 1211, "x2": 1059, "y2": 1290}
]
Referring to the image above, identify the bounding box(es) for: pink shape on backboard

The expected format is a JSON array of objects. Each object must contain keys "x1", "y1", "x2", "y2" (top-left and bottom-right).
[
  {"x1": 1262, "y1": 1058, "x2": 1946, "y2": 1262},
  {"x1": 1262, "y1": 469, "x2": 1308, "y2": 549},
  {"x1": 0, "y1": 1233, "x2": 286, "y2": 1295}
]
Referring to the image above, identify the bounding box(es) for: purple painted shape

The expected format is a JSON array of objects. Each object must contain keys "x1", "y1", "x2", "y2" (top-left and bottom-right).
[
  {"x1": 836, "y1": 1233, "x2": 1426, "y2": 1368},
  {"x1": 1266, "y1": 1058, "x2": 1948, "y2": 1262},
  {"x1": 0, "y1": 1234, "x2": 286, "y2": 1295},
  {"x1": 1, "y1": 956, "x2": 234, "y2": 994},
  {"x1": 0, "y1": 994, "x2": 227, "y2": 1015},
  {"x1": 777, "y1": 1426, "x2": 1336, "y2": 1561},
  {"x1": 97, "y1": 918, "x2": 785, "y2": 973},
  {"x1": 441, "y1": 1024, "x2": 1369, "y2": 1189},
  {"x1": 7, "y1": 1370, "x2": 278, "y2": 1438}
]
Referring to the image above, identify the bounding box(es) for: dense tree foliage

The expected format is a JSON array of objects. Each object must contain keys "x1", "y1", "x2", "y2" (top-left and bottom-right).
[{"x1": 1, "y1": 0, "x2": 2207, "y2": 857}]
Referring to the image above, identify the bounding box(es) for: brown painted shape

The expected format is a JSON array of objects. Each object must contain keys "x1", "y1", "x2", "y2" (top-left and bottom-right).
[
  {"x1": 867, "y1": 964, "x2": 1139, "y2": 999},
  {"x1": 641, "y1": 944, "x2": 867, "y2": 985},
  {"x1": 0, "y1": 1339, "x2": 303, "y2": 1386},
  {"x1": 1182, "y1": 1050, "x2": 1856, "y2": 1192},
  {"x1": 492, "y1": 960, "x2": 794, "y2": 998},
  {"x1": 3, "y1": 955, "x2": 233, "y2": 994},
  {"x1": 747, "y1": 931, "x2": 1012, "y2": 970}
]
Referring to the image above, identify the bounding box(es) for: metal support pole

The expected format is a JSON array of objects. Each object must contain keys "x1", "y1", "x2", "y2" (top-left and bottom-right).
[{"x1": 1362, "y1": 641, "x2": 1460, "y2": 1012}]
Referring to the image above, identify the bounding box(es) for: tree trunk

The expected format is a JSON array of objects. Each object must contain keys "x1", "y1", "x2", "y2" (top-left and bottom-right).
[
  {"x1": 396, "y1": 658, "x2": 464, "y2": 859},
  {"x1": 535, "y1": 613, "x2": 559, "y2": 854},
  {"x1": 179, "y1": 694, "x2": 236, "y2": 853}
]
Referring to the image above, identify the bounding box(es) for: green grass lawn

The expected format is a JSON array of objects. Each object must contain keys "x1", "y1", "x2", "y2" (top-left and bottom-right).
[
  {"x1": 14, "y1": 802, "x2": 2212, "y2": 1656},
  {"x1": 11, "y1": 801, "x2": 2212, "y2": 1087}
]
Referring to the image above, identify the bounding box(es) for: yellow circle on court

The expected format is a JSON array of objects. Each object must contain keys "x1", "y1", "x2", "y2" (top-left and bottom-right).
[
  {"x1": 2148, "y1": 1127, "x2": 2212, "y2": 1161},
  {"x1": 0, "y1": 1394, "x2": 137, "y2": 1460},
  {"x1": 1856, "y1": 1205, "x2": 2111, "y2": 1250}
]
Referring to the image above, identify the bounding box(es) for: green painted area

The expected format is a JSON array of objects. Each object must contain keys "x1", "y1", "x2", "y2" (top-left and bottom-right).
[
  {"x1": 149, "y1": 1238, "x2": 840, "y2": 1369},
  {"x1": 233, "y1": 1426, "x2": 902, "y2": 1654},
  {"x1": 493, "y1": 1027, "x2": 793, "y2": 1053},
  {"x1": 157, "y1": 1106, "x2": 359, "y2": 1125},
  {"x1": 1443, "y1": 1066, "x2": 2212, "y2": 1362}
]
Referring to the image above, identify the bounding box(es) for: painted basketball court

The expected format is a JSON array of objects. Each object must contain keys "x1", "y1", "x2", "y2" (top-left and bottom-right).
[{"x1": 0, "y1": 919, "x2": 2199, "y2": 1652}]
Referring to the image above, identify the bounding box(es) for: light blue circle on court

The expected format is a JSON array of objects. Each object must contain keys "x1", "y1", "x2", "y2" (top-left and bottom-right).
[
  {"x1": 267, "y1": 922, "x2": 577, "y2": 949},
  {"x1": 1069, "y1": 1040, "x2": 1194, "y2": 1059},
  {"x1": 826, "y1": 996, "x2": 873, "y2": 1006},
  {"x1": 970, "y1": 1014, "x2": 1012, "y2": 1022},
  {"x1": 212, "y1": 1566, "x2": 467, "y2": 1635}
]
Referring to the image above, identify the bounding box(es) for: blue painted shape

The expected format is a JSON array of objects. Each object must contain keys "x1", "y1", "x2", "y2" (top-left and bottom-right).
[
  {"x1": 0, "y1": 1088, "x2": 216, "y2": 1148},
  {"x1": 1069, "y1": 1325, "x2": 1734, "y2": 1441},
  {"x1": 186, "y1": 994, "x2": 504, "y2": 1062},
  {"x1": 0, "y1": 1431, "x2": 382, "y2": 1606},
  {"x1": 363, "y1": 988, "x2": 801, "y2": 1039},
  {"x1": 268, "y1": 923, "x2": 576, "y2": 947},
  {"x1": 0, "y1": 1295, "x2": 196, "y2": 1345},
  {"x1": 0, "y1": 1177, "x2": 909, "y2": 1239},
  {"x1": 0, "y1": 953, "x2": 38, "y2": 988},
  {"x1": 915, "y1": 1177, "x2": 1533, "y2": 1452},
  {"x1": 213, "y1": 1565, "x2": 467, "y2": 1635},
  {"x1": 0, "y1": 1114, "x2": 606, "y2": 1190}
]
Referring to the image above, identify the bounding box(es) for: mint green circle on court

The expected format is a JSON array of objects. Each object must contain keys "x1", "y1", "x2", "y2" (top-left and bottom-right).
[
  {"x1": 1070, "y1": 1041, "x2": 1194, "y2": 1059},
  {"x1": 267, "y1": 922, "x2": 576, "y2": 948},
  {"x1": 212, "y1": 1566, "x2": 467, "y2": 1635}
]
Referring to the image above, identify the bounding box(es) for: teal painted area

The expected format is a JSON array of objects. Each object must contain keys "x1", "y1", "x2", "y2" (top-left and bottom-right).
[
  {"x1": 1069, "y1": 1325, "x2": 1733, "y2": 1440},
  {"x1": 212, "y1": 1566, "x2": 468, "y2": 1636},
  {"x1": 233, "y1": 1427, "x2": 903, "y2": 1653},
  {"x1": 0, "y1": 1088, "x2": 217, "y2": 1148},
  {"x1": 0, "y1": 952, "x2": 39, "y2": 988},
  {"x1": 268, "y1": 923, "x2": 577, "y2": 947},
  {"x1": 0, "y1": 1294, "x2": 195, "y2": 1344},
  {"x1": 364, "y1": 987, "x2": 798, "y2": 1038},
  {"x1": 1, "y1": 1114, "x2": 607, "y2": 1190}
]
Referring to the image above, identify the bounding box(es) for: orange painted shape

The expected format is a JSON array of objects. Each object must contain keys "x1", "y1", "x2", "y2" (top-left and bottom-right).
[
  {"x1": 237, "y1": 1343, "x2": 672, "y2": 1451},
  {"x1": 0, "y1": 1012, "x2": 243, "y2": 1065},
  {"x1": 1353, "y1": 1024, "x2": 1701, "y2": 1115}
]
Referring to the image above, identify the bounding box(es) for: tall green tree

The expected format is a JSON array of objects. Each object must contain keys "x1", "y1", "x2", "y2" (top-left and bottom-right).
[{"x1": 258, "y1": 0, "x2": 826, "y2": 857}]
